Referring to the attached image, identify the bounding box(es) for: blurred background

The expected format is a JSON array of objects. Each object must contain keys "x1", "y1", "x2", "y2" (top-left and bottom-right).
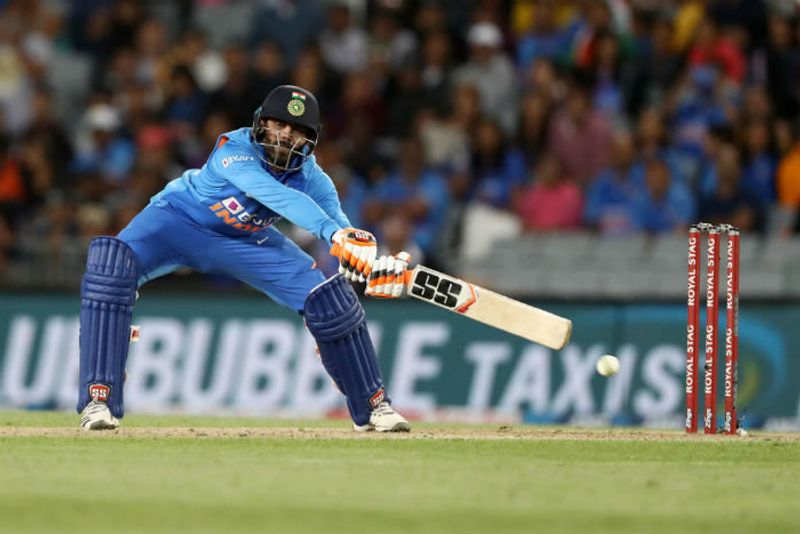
[{"x1": 1, "y1": 0, "x2": 799, "y2": 430}]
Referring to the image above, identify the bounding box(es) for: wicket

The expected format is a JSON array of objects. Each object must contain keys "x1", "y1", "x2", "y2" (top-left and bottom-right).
[{"x1": 685, "y1": 223, "x2": 740, "y2": 435}]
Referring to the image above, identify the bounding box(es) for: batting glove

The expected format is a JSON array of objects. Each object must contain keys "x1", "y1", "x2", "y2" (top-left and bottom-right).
[
  {"x1": 330, "y1": 227, "x2": 378, "y2": 283},
  {"x1": 366, "y1": 252, "x2": 412, "y2": 299}
]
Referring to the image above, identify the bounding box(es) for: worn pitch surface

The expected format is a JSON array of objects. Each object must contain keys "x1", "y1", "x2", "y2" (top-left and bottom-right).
[{"x1": 2, "y1": 411, "x2": 799, "y2": 534}]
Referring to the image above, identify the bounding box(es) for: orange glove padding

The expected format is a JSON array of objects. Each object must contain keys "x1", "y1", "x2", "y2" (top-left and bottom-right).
[
  {"x1": 365, "y1": 252, "x2": 412, "y2": 299},
  {"x1": 330, "y1": 228, "x2": 378, "y2": 282}
]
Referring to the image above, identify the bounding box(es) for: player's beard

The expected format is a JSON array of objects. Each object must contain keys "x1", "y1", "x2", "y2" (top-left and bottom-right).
[
  {"x1": 265, "y1": 134, "x2": 306, "y2": 170},
  {"x1": 266, "y1": 144, "x2": 292, "y2": 168}
]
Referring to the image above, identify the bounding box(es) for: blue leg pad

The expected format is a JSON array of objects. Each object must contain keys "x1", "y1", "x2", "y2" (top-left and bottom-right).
[
  {"x1": 77, "y1": 237, "x2": 138, "y2": 418},
  {"x1": 304, "y1": 275, "x2": 386, "y2": 426}
]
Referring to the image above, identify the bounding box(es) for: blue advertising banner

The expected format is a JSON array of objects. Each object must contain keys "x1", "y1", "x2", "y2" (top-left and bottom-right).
[{"x1": 1, "y1": 294, "x2": 798, "y2": 429}]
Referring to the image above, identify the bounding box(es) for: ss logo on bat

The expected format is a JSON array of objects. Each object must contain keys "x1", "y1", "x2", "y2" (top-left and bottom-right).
[{"x1": 411, "y1": 270, "x2": 462, "y2": 308}]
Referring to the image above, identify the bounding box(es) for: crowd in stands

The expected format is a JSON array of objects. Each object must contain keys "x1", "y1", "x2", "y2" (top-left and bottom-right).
[{"x1": 1, "y1": 0, "x2": 800, "y2": 281}]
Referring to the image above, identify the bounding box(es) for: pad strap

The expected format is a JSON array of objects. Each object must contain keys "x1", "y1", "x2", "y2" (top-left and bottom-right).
[
  {"x1": 304, "y1": 275, "x2": 386, "y2": 425},
  {"x1": 77, "y1": 237, "x2": 138, "y2": 418}
]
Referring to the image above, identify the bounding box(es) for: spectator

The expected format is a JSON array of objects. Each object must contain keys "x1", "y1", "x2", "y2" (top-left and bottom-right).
[
  {"x1": 206, "y1": 43, "x2": 260, "y2": 127},
  {"x1": 251, "y1": 40, "x2": 288, "y2": 97},
  {"x1": 368, "y1": 136, "x2": 448, "y2": 255},
  {"x1": 776, "y1": 125, "x2": 800, "y2": 230},
  {"x1": 584, "y1": 131, "x2": 641, "y2": 234},
  {"x1": 134, "y1": 124, "x2": 179, "y2": 182},
  {"x1": 514, "y1": 89, "x2": 552, "y2": 167},
  {"x1": 386, "y1": 61, "x2": 427, "y2": 139},
  {"x1": 319, "y1": 3, "x2": 368, "y2": 75},
  {"x1": 516, "y1": 0, "x2": 574, "y2": 70},
  {"x1": 686, "y1": 17, "x2": 746, "y2": 85},
  {"x1": 105, "y1": 0, "x2": 146, "y2": 56},
  {"x1": 516, "y1": 151, "x2": 583, "y2": 232},
  {"x1": 377, "y1": 211, "x2": 424, "y2": 265},
  {"x1": 632, "y1": 158, "x2": 695, "y2": 234},
  {"x1": 629, "y1": 16, "x2": 684, "y2": 112},
  {"x1": 413, "y1": 1, "x2": 449, "y2": 36},
  {"x1": 548, "y1": 82, "x2": 613, "y2": 186},
  {"x1": 696, "y1": 127, "x2": 736, "y2": 196},
  {"x1": 164, "y1": 65, "x2": 206, "y2": 135},
  {"x1": 289, "y1": 45, "x2": 332, "y2": 114},
  {"x1": 453, "y1": 22, "x2": 518, "y2": 134},
  {"x1": 249, "y1": 0, "x2": 324, "y2": 66},
  {"x1": 584, "y1": 29, "x2": 631, "y2": 125},
  {"x1": 23, "y1": 87, "x2": 73, "y2": 189},
  {"x1": 740, "y1": 119, "x2": 777, "y2": 210},
  {"x1": 698, "y1": 144, "x2": 759, "y2": 231},
  {"x1": 417, "y1": 107, "x2": 470, "y2": 176},
  {"x1": 741, "y1": 86, "x2": 773, "y2": 124},
  {"x1": 571, "y1": 1, "x2": 615, "y2": 70},
  {"x1": 469, "y1": 117, "x2": 527, "y2": 210},
  {"x1": 183, "y1": 110, "x2": 234, "y2": 169},
  {"x1": 116, "y1": 80, "x2": 160, "y2": 139},
  {"x1": 419, "y1": 30, "x2": 454, "y2": 110},
  {"x1": 633, "y1": 107, "x2": 684, "y2": 183},
  {"x1": 71, "y1": 104, "x2": 135, "y2": 187},
  {"x1": 175, "y1": 28, "x2": 227, "y2": 93},
  {"x1": 103, "y1": 47, "x2": 142, "y2": 94},
  {"x1": 521, "y1": 56, "x2": 562, "y2": 103},
  {"x1": 133, "y1": 18, "x2": 171, "y2": 85},
  {"x1": 672, "y1": 0, "x2": 706, "y2": 53},
  {"x1": 0, "y1": 135, "x2": 33, "y2": 225},
  {"x1": 327, "y1": 70, "x2": 387, "y2": 142},
  {"x1": 368, "y1": 9, "x2": 417, "y2": 71},
  {"x1": 669, "y1": 64, "x2": 730, "y2": 172},
  {"x1": 706, "y1": 0, "x2": 768, "y2": 50},
  {"x1": 765, "y1": 14, "x2": 800, "y2": 118}
]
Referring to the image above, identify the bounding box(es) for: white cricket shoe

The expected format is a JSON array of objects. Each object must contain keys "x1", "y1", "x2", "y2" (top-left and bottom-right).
[
  {"x1": 354, "y1": 402, "x2": 411, "y2": 432},
  {"x1": 80, "y1": 401, "x2": 119, "y2": 430}
]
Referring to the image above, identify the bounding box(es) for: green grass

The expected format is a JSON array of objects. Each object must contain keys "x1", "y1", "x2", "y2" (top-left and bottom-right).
[{"x1": 1, "y1": 411, "x2": 799, "y2": 534}]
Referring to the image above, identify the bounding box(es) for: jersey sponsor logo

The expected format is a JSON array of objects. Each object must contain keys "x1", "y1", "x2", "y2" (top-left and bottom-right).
[
  {"x1": 209, "y1": 198, "x2": 280, "y2": 234},
  {"x1": 222, "y1": 197, "x2": 243, "y2": 214},
  {"x1": 221, "y1": 154, "x2": 255, "y2": 168}
]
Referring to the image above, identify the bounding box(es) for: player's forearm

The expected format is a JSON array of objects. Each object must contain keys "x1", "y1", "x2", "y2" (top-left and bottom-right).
[{"x1": 246, "y1": 188, "x2": 342, "y2": 241}]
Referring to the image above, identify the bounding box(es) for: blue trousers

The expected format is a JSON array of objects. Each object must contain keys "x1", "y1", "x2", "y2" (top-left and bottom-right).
[{"x1": 118, "y1": 204, "x2": 325, "y2": 312}]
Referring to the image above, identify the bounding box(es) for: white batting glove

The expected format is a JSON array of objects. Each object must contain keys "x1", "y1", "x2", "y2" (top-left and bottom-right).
[
  {"x1": 366, "y1": 252, "x2": 412, "y2": 299},
  {"x1": 330, "y1": 227, "x2": 378, "y2": 283}
]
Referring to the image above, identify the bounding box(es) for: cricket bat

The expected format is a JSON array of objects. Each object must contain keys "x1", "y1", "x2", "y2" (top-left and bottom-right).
[{"x1": 403, "y1": 264, "x2": 572, "y2": 350}]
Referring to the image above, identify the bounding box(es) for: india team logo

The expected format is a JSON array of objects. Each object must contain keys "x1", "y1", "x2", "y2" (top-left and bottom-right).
[{"x1": 287, "y1": 92, "x2": 305, "y2": 116}]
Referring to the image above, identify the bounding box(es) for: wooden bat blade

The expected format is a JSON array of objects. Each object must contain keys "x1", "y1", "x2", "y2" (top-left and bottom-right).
[
  {"x1": 405, "y1": 266, "x2": 572, "y2": 350},
  {"x1": 460, "y1": 287, "x2": 572, "y2": 349}
]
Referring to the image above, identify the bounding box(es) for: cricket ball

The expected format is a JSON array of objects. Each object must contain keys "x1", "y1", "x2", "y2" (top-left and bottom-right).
[{"x1": 596, "y1": 355, "x2": 620, "y2": 377}]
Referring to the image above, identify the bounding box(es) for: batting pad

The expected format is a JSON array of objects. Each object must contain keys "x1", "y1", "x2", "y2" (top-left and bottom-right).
[
  {"x1": 77, "y1": 237, "x2": 138, "y2": 418},
  {"x1": 304, "y1": 275, "x2": 386, "y2": 426}
]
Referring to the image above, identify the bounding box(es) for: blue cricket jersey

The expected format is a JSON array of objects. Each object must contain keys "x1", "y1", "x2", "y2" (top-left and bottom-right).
[{"x1": 150, "y1": 128, "x2": 350, "y2": 242}]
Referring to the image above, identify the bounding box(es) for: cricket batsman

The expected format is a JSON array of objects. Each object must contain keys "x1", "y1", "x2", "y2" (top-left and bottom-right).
[{"x1": 77, "y1": 85, "x2": 411, "y2": 432}]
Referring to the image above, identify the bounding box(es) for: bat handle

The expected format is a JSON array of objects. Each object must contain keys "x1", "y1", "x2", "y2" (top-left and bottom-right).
[{"x1": 396, "y1": 251, "x2": 413, "y2": 285}]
